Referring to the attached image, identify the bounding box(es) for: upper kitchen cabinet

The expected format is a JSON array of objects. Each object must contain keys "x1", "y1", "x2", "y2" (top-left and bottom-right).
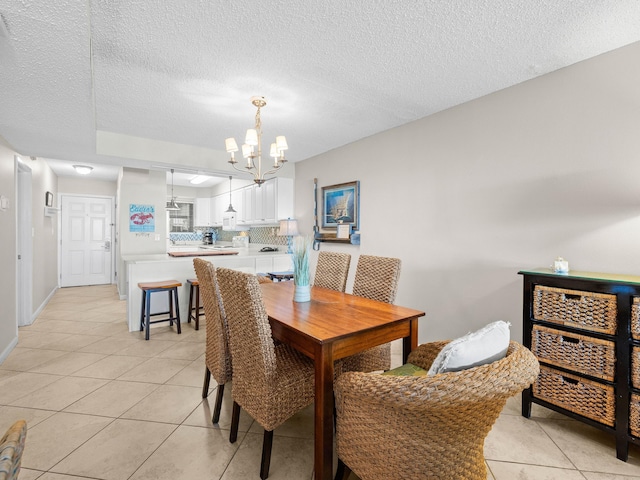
[
  {"x1": 195, "y1": 197, "x2": 213, "y2": 226},
  {"x1": 204, "y1": 177, "x2": 293, "y2": 227},
  {"x1": 240, "y1": 185, "x2": 255, "y2": 224},
  {"x1": 211, "y1": 195, "x2": 225, "y2": 226},
  {"x1": 249, "y1": 177, "x2": 293, "y2": 224}
]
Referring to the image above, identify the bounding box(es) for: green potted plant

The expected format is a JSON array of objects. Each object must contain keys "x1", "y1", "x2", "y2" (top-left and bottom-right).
[{"x1": 292, "y1": 235, "x2": 312, "y2": 302}]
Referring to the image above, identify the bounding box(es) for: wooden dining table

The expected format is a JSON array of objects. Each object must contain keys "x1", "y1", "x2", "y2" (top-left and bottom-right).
[{"x1": 260, "y1": 281, "x2": 425, "y2": 480}]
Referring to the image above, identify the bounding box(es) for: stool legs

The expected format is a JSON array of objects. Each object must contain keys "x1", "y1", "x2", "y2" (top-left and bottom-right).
[
  {"x1": 139, "y1": 286, "x2": 181, "y2": 340},
  {"x1": 188, "y1": 282, "x2": 201, "y2": 330},
  {"x1": 144, "y1": 290, "x2": 151, "y2": 340},
  {"x1": 194, "y1": 286, "x2": 200, "y2": 330},
  {"x1": 139, "y1": 291, "x2": 146, "y2": 332},
  {"x1": 173, "y1": 287, "x2": 181, "y2": 334}
]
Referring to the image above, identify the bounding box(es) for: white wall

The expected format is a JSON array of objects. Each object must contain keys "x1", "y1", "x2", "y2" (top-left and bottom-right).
[
  {"x1": 116, "y1": 168, "x2": 168, "y2": 295},
  {"x1": 0, "y1": 139, "x2": 17, "y2": 360},
  {"x1": 29, "y1": 158, "x2": 58, "y2": 315},
  {"x1": 295, "y1": 41, "x2": 640, "y2": 344},
  {"x1": 58, "y1": 177, "x2": 117, "y2": 197},
  {"x1": 0, "y1": 141, "x2": 59, "y2": 360}
]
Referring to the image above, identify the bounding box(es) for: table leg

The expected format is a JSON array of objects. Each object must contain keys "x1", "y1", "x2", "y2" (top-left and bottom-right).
[
  {"x1": 402, "y1": 317, "x2": 419, "y2": 363},
  {"x1": 314, "y1": 343, "x2": 334, "y2": 480}
]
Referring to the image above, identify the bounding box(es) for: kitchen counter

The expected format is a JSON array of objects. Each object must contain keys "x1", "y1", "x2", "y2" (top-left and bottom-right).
[
  {"x1": 167, "y1": 250, "x2": 239, "y2": 257},
  {"x1": 122, "y1": 244, "x2": 291, "y2": 331}
]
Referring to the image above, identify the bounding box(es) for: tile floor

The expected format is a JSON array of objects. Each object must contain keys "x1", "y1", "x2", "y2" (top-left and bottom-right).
[{"x1": 2, "y1": 285, "x2": 640, "y2": 479}]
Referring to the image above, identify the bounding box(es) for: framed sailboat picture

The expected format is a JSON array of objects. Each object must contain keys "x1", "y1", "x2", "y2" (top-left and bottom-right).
[{"x1": 322, "y1": 181, "x2": 359, "y2": 230}]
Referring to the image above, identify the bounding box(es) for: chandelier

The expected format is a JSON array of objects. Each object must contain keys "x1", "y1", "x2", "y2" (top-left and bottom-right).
[{"x1": 224, "y1": 96, "x2": 288, "y2": 186}]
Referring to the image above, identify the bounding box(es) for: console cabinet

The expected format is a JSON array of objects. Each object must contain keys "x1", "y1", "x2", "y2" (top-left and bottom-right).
[{"x1": 520, "y1": 269, "x2": 640, "y2": 461}]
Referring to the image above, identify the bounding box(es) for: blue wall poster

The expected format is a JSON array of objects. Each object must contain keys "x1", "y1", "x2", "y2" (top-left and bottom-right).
[{"x1": 129, "y1": 204, "x2": 155, "y2": 232}]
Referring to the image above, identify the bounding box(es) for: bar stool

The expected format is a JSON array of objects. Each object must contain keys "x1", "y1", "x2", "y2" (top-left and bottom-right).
[
  {"x1": 138, "y1": 280, "x2": 182, "y2": 340},
  {"x1": 187, "y1": 278, "x2": 203, "y2": 330}
]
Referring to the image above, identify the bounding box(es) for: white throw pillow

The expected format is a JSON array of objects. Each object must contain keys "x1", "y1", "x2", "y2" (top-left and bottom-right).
[{"x1": 426, "y1": 320, "x2": 511, "y2": 376}]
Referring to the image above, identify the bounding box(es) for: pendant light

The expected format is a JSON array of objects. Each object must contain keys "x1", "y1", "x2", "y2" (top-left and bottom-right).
[
  {"x1": 225, "y1": 176, "x2": 236, "y2": 213},
  {"x1": 166, "y1": 169, "x2": 180, "y2": 211}
]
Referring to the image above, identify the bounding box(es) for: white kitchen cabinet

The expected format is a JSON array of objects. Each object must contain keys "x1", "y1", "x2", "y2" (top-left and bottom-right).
[
  {"x1": 273, "y1": 254, "x2": 293, "y2": 271},
  {"x1": 253, "y1": 177, "x2": 293, "y2": 224},
  {"x1": 254, "y1": 254, "x2": 292, "y2": 274},
  {"x1": 208, "y1": 178, "x2": 293, "y2": 227},
  {"x1": 241, "y1": 185, "x2": 255, "y2": 224},
  {"x1": 230, "y1": 189, "x2": 244, "y2": 224},
  {"x1": 255, "y1": 256, "x2": 273, "y2": 274},
  {"x1": 195, "y1": 197, "x2": 212, "y2": 226},
  {"x1": 210, "y1": 196, "x2": 219, "y2": 226}
]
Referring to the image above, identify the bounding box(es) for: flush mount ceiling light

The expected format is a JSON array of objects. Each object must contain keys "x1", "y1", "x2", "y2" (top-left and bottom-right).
[
  {"x1": 73, "y1": 165, "x2": 93, "y2": 175},
  {"x1": 189, "y1": 175, "x2": 210, "y2": 185},
  {"x1": 224, "y1": 96, "x2": 288, "y2": 186},
  {"x1": 166, "y1": 168, "x2": 180, "y2": 211}
]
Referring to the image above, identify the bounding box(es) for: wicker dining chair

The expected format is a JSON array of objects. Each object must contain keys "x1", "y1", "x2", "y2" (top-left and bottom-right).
[
  {"x1": 333, "y1": 341, "x2": 540, "y2": 480},
  {"x1": 216, "y1": 267, "x2": 316, "y2": 480},
  {"x1": 313, "y1": 251, "x2": 351, "y2": 292},
  {"x1": 193, "y1": 258, "x2": 232, "y2": 424},
  {"x1": 339, "y1": 255, "x2": 401, "y2": 373},
  {"x1": 0, "y1": 420, "x2": 27, "y2": 480}
]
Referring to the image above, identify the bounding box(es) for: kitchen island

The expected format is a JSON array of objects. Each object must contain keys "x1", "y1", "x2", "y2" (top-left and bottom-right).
[{"x1": 123, "y1": 244, "x2": 292, "y2": 332}]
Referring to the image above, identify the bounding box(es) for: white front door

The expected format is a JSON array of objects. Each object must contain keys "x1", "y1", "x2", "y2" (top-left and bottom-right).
[{"x1": 60, "y1": 195, "x2": 113, "y2": 287}]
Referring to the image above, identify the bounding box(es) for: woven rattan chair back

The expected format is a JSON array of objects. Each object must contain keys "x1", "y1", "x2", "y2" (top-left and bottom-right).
[
  {"x1": 337, "y1": 255, "x2": 401, "y2": 374},
  {"x1": 313, "y1": 251, "x2": 351, "y2": 292},
  {"x1": 0, "y1": 420, "x2": 27, "y2": 480},
  {"x1": 334, "y1": 341, "x2": 540, "y2": 480},
  {"x1": 216, "y1": 268, "x2": 276, "y2": 392},
  {"x1": 216, "y1": 267, "x2": 315, "y2": 479},
  {"x1": 193, "y1": 259, "x2": 232, "y2": 424},
  {"x1": 352, "y1": 255, "x2": 401, "y2": 303},
  {"x1": 194, "y1": 259, "x2": 232, "y2": 385}
]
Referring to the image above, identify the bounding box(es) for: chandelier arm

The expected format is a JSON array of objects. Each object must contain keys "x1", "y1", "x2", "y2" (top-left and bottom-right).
[
  {"x1": 260, "y1": 164, "x2": 284, "y2": 178},
  {"x1": 229, "y1": 161, "x2": 252, "y2": 176}
]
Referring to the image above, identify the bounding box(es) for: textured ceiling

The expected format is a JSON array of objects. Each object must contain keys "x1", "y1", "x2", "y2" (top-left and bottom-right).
[{"x1": 1, "y1": 1, "x2": 640, "y2": 179}]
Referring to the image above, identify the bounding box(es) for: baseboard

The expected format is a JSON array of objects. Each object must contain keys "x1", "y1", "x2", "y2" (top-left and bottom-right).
[
  {"x1": 0, "y1": 336, "x2": 18, "y2": 364},
  {"x1": 31, "y1": 286, "x2": 58, "y2": 323}
]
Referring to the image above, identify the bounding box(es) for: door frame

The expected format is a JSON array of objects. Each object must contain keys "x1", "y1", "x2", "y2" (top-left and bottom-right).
[
  {"x1": 15, "y1": 156, "x2": 33, "y2": 326},
  {"x1": 57, "y1": 193, "x2": 117, "y2": 286}
]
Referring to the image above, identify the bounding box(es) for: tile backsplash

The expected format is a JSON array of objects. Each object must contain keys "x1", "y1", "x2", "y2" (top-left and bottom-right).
[
  {"x1": 169, "y1": 232, "x2": 203, "y2": 242},
  {"x1": 191, "y1": 226, "x2": 287, "y2": 246}
]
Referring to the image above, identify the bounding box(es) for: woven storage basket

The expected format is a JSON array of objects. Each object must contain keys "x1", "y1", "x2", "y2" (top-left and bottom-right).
[
  {"x1": 533, "y1": 366, "x2": 615, "y2": 426},
  {"x1": 531, "y1": 324, "x2": 616, "y2": 381},
  {"x1": 632, "y1": 346, "x2": 640, "y2": 389},
  {"x1": 533, "y1": 285, "x2": 617, "y2": 335},
  {"x1": 631, "y1": 393, "x2": 640, "y2": 437},
  {"x1": 632, "y1": 297, "x2": 640, "y2": 341}
]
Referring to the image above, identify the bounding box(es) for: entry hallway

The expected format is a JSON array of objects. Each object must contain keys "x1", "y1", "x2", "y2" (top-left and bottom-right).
[{"x1": 2, "y1": 285, "x2": 640, "y2": 480}]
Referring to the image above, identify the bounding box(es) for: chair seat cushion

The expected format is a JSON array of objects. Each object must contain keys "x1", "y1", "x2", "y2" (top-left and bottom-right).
[
  {"x1": 381, "y1": 363, "x2": 427, "y2": 377},
  {"x1": 427, "y1": 320, "x2": 510, "y2": 376}
]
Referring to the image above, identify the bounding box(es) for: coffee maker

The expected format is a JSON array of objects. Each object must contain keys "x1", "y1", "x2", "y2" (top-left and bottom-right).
[{"x1": 203, "y1": 232, "x2": 214, "y2": 244}]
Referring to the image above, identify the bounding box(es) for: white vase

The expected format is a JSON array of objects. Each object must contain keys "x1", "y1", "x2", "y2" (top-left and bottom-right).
[{"x1": 294, "y1": 284, "x2": 311, "y2": 303}]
